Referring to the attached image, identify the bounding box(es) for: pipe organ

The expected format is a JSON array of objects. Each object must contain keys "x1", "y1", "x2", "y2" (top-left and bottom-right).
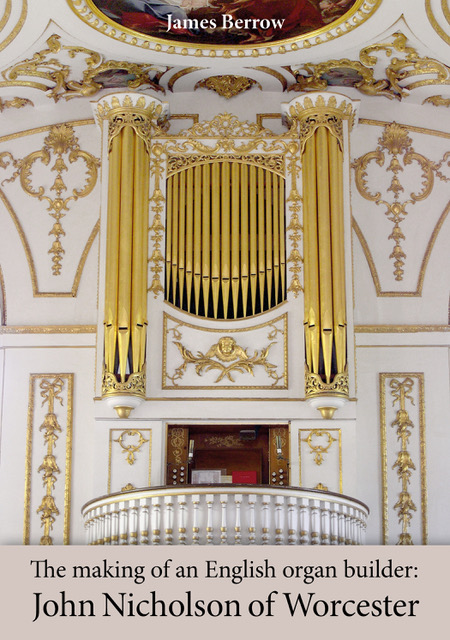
[{"x1": 165, "y1": 159, "x2": 286, "y2": 319}]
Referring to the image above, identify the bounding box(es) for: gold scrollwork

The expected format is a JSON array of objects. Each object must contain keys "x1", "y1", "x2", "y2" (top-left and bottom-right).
[
  {"x1": 205, "y1": 435, "x2": 245, "y2": 448},
  {"x1": 302, "y1": 430, "x2": 337, "y2": 465},
  {"x1": 170, "y1": 428, "x2": 186, "y2": 466},
  {"x1": 168, "y1": 336, "x2": 282, "y2": 386},
  {"x1": 194, "y1": 75, "x2": 262, "y2": 99},
  {"x1": 352, "y1": 122, "x2": 450, "y2": 281},
  {"x1": 102, "y1": 370, "x2": 146, "y2": 398},
  {"x1": 0, "y1": 34, "x2": 167, "y2": 100},
  {"x1": 423, "y1": 95, "x2": 450, "y2": 108},
  {"x1": 287, "y1": 32, "x2": 450, "y2": 101},
  {"x1": 114, "y1": 430, "x2": 149, "y2": 465},
  {"x1": 0, "y1": 97, "x2": 33, "y2": 112},
  {"x1": 0, "y1": 123, "x2": 99, "y2": 276},
  {"x1": 167, "y1": 154, "x2": 284, "y2": 176},
  {"x1": 148, "y1": 142, "x2": 165, "y2": 298}
]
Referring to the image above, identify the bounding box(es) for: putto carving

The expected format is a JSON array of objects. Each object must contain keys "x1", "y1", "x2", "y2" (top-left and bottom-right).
[{"x1": 0, "y1": 124, "x2": 99, "y2": 276}]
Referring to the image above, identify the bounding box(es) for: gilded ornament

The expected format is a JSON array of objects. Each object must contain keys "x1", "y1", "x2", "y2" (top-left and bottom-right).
[
  {"x1": 352, "y1": 122, "x2": 450, "y2": 281},
  {"x1": 102, "y1": 370, "x2": 146, "y2": 398},
  {"x1": 0, "y1": 123, "x2": 99, "y2": 276},
  {"x1": 305, "y1": 366, "x2": 349, "y2": 398},
  {"x1": 0, "y1": 34, "x2": 167, "y2": 101},
  {"x1": 114, "y1": 430, "x2": 149, "y2": 465},
  {"x1": 194, "y1": 76, "x2": 261, "y2": 99},
  {"x1": 36, "y1": 377, "x2": 64, "y2": 546},
  {"x1": 423, "y1": 95, "x2": 450, "y2": 107},
  {"x1": 167, "y1": 336, "x2": 282, "y2": 386},
  {"x1": 302, "y1": 430, "x2": 337, "y2": 465},
  {"x1": 0, "y1": 96, "x2": 33, "y2": 112}
]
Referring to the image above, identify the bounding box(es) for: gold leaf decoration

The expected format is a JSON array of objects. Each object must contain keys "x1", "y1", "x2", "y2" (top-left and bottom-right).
[{"x1": 194, "y1": 75, "x2": 261, "y2": 99}]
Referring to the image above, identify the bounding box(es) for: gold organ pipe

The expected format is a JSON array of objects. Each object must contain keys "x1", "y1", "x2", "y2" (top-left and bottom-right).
[
  {"x1": 249, "y1": 164, "x2": 258, "y2": 316},
  {"x1": 131, "y1": 135, "x2": 148, "y2": 373},
  {"x1": 257, "y1": 167, "x2": 266, "y2": 312},
  {"x1": 117, "y1": 127, "x2": 134, "y2": 381},
  {"x1": 303, "y1": 135, "x2": 320, "y2": 375},
  {"x1": 279, "y1": 177, "x2": 286, "y2": 300},
  {"x1": 178, "y1": 170, "x2": 186, "y2": 310},
  {"x1": 104, "y1": 133, "x2": 122, "y2": 374},
  {"x1": 265, "y1": 170, "x2": 273, "y2": 309},
  {"x1": 329, "y1": 134, "x2": 346, "y2": 374},
  {"x1": 221, "y1": 161, "x2": 231, "y2": 318},
  {"x1": 240, "y1": 163, "x2": 249, "y2": 317},
  {"x1": 272, "y1": 173, "x2": 280, "y2": 304},
  {"x1": 171, "y1": 172, "x2": 179, "y2": 309},
  {"x1": 211, "y1": 162, "x2": 221, "y2": 318},
  {"x1": 165, "y1": 175, "x2": 173, "y2": 302},
  {"x1": 185, "y1": 167, "x2": 194, "y2": 313},
  {"x1": 316, "y1": 127, "x2": 334, "y2": 384},
  {"x1": 201, "y1": 163, "x2": 210, "y2": 317},
  {"x1": 231, "y1": 162, "x2": 240, "y2": 319},
  {"x1": 193, "y1": 165, "x2": 202, "y2": 315}
]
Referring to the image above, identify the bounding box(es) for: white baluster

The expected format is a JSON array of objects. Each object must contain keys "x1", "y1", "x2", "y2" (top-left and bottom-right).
[
  {"x1": 111, "y1": 509, "x2": 119, "y2": 545},
  {"x1": 275, "y1": 496, "x2": 284, "y2": 545},
  {"x1": 151, "y1": 497, "x2": 161, "y2": 545},
  {"x1": 178, "y1": 495, "x2": 187, "y2": 544},
  {"x1": 129, "y1": 503, "x2": 138, "y2": 545},
  {"x1": 85, "y1": 514, "x2": 93, "y2": 545},
  {"x1": 192, "y1": 495, "x2": 200, "y2": 544},
  {"x1": 97, "y1": 508, "x2": 105, "y2": 545},
  {"x1": 103, "y1": 507, "x2": 111, "y2": 545},
  {"x1": 119, "y1": 506, "x2": 129, "y2": 545},
  {"x1": 299, "y1": 498, "x2": 310, "y2": 545},
  {"x1": 321, "y1": 502, "x2": 330, "y2": 545},
  {"x1": 330, "y1": 503, "x2": 339, "y2": 545},
  {"x1": 287, "y1": 497, "x2": 297, "y2": 545},
  {"x1": 261, "y1": 495, "x2": 271, "y2": 544},
  {"x1": 234, "y1": 494, "x2": 242, "y2": 544},
  {"x1": 310, "y1": 499, "x2": 320, "y2": 545},
  {"x1": 338, "y1": 505, "x2": 346, "y2": 545},
  {"x1": 164, "y1": 496, "x2": 174, "y2": 544},
  {"x1": 139, "y1": 499, "x2": 149, "y2": 545},
  {"x1": 220, "y1": 494, "x2": 228, "y2": 544},
  {"x1": 247, "y1": 494, "x2": 256, "y2": 544},
  {"x1": 206, "y1": 494, "x2": 214, "y2": 544}
]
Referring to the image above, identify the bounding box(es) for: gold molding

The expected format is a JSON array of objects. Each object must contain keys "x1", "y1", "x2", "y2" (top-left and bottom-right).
[
  {"x1": 163, "y1": 312, "x2": 288, "y2": 391},
  {"x1": 108, "y1": 428, "x2": 152, "y2": 493},
  {"x1": 0, "y1": 0, "x2": 27, "y2": 53},
  {"x1": 359, "y1": 118, "x2": 450, "y2": 139},
  {"x1": 254, "y1": 68, "x2": 288, "y2": 91},
  {"x1": 194, "y1": 76, "x2": 262, "y2": 99},
  {"x1": 0, "y1": 264, "x2": 6, "y2": 324},
  {"x1": 24, "y1": 374, "x2": 73, "y2": 545},
  {"x1": 69, "y1": 0, "x2": 381, "y2": 59},
  {"x1": 355, "y1": 325, "x2": 450, "y2": 333},
  {"x1": 0, "y1": 325, "x2": 96, "y2": 334},
  {"x1": 426, "y1": 0, "x2": 450, "y2": 45},
  {"x1": 0, "y1": 119, "x2": 95, "y2": 145},
  {"x1": 380, "y1": 373, "x2": 427, "y2": 545},
  {"x1": 167, "y1": 67, "x2": 201, "y2": 92}
]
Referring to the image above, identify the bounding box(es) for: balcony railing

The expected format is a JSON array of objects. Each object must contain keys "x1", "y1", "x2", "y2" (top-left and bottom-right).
[{"x1": 82, "y1": 485, "x2": 369, "y2": 545}]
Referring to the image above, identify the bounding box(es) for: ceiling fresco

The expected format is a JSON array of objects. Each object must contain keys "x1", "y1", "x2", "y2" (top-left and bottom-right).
[{"x1": 89, "y1": 0, "x2": 360, "y2": 46}]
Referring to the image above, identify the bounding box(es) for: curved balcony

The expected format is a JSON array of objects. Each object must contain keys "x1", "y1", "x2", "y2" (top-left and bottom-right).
[{"x1": 82, "y1": 486, "x2": 369, "y2": 545}]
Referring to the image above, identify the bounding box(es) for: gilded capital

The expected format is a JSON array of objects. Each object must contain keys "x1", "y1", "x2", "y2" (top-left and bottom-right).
[
  {"x1": 282, "y1": 92, "x2": 359, "y2": 150},
  {"x1": 92, "y1": 92, "x2": 169, "y2": 150}
]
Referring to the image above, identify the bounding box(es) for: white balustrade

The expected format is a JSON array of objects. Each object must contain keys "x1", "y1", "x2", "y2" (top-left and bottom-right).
[{"x1": 82, "y1": 486, "x2": 369, "y2": 546}]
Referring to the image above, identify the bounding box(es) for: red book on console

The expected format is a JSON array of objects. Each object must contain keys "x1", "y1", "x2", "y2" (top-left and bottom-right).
[{"x1": 232, "y1": 471, "x2": 257, "y2": 484}]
